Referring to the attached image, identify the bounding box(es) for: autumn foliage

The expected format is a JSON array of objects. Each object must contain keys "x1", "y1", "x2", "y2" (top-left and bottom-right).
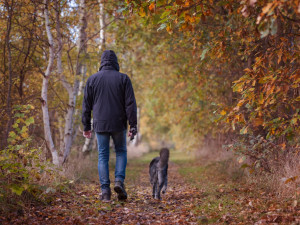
[
  {"x1": 0, "y1": 0, "x2": 299, "y2": 218},
  {"x1": 124, "y1": 0, "x2": 299, "y2": 171}
]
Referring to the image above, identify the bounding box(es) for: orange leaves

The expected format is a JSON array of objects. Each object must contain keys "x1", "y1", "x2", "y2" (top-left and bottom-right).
[
  {"x1": 256, "y1": 2, "x2": 277, "y2": 24},
  {"x1": 149, "y1": 2, "x2": 155, "y2": 12},
  {"x1": 166, "y1": 25, "x2": 173, "y2": 34},
  {"x1": 252, "y1": 117, "x2": 264, "y2": 127},
  {"x1": 284, "y1": 176, "x2": 298, "y2": 184},
  {"x1": 277, "y1": 49, "x2": 283, "y2": 64},
  {"x1": 184, "y1": 14, "x2": 196, "y2": 23},
  {"x1": 220, "y1": 110, "x2": 227, "y2": 116},
  {"x1": 175, "y1": 0, "x2": 183, "y2": 4}
]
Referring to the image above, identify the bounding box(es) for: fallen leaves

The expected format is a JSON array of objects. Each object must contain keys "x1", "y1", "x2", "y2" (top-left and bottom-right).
[{"x1": 2, "y1": 159, "x2": 300, "y2": 224}]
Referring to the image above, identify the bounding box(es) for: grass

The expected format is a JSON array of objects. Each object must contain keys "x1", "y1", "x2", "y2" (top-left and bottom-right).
[{"x1": 176, "y1": 155, "x2": 249, "y2": 223}]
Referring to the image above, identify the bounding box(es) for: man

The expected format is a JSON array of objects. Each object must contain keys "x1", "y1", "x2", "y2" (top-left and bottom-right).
[{"x1": 82, "y1": 50, "x2": 137, "y2": 201}]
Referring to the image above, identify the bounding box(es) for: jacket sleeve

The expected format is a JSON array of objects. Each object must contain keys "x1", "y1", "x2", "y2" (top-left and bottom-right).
[
  {"x1": 124, "y1": 76, "x2": 137, "y2": 128},
  {"x1": 82, "y1": 79, "x2": 93, "y2": 131}
]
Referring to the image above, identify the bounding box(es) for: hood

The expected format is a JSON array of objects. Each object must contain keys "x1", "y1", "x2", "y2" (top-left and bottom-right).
[{"x1": 99, "y1": 50, "x2": 120, "y2": 71}]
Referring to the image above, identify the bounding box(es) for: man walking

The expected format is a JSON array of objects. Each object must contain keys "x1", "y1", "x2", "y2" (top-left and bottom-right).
[{"x1": 82, "y1": 50, "x2": 137, "y2": 201}]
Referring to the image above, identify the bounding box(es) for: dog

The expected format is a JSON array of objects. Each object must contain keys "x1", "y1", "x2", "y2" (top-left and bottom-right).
[{"x1": 149, "y1": 148, "x2": 170, "y2": 200}]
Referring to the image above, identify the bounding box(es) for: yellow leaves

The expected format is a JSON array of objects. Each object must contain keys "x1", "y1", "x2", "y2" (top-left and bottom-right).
[
  {"x1": 21, "y1": 132, "x2": 29, "y2": 139},
  {"x1": 258, "y1": 93, "x2": 264, "y2": 105},
  {"x1": 139, "y1": 7, "x2": 146, "y2": 17},
  {"x1": 290, "y1": 118, "x2": 298, "y2": 125},
  {"x1": 9, "y1": 131, "x2": 16, "y2": 138},
  {"x1": 234, "y1": 114, "x2": 245, "y2": 123},
  {"x1": 240, "y1": 126, "x2": 248, "y2": 134},
  {"x1": 262, "y1": 3, "x2": 274, "y2": 15},
  {"x1": 294, "y1": 77, "x2": 300, "y2": 84},
  {"x1": 257, "y1": 2, "x2": 277, "y2": 24},
  {"x1": 237, "y1": 100, "x2": 245, "y2": 107},
  {"x1": 232, "y1": 82, "x2": 244, "y2": 93}
]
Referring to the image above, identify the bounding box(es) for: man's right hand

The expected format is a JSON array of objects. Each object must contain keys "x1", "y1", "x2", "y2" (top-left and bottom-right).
[{"x1": 83, "y1": 130, "x2": 92, "y2": 139}]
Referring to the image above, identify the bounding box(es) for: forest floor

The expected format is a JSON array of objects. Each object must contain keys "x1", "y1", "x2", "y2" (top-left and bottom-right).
[{"x1": 2, "y1": 150, "x2": 300, "y2": 224}]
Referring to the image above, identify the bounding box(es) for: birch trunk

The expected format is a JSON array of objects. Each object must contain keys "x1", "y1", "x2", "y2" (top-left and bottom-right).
[
  {"x1": 82, "y1": 0, "x2": 105, "y2": 153},
  {"x1": 62, "y1": 0, "x2": 87, "y2": 162},
  {"x1": 42, "y1": 0, "x2": 59, "y2": 165},
  {"x1": 99, "y1": 0, "x2": 106, "y2": 51}
]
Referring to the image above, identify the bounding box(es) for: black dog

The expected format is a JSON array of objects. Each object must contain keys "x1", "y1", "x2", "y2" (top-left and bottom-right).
[{"x1": 149, "y1": 148, "x2": 170, "y2": 200}]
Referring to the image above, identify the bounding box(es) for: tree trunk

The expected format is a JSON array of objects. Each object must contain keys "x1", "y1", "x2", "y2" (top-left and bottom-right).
[
  {"x1": 99, "y1": 0, "x2": 106, "y2": 51},
  {"x1": 4, "y1": 0, "x2": 14, "y2": 148},
  {"x1": 81, "y1": 0, "x2": 106, "y2": 154},
  {"x1": 62, "y1": 0, "x2": 88, "y2": 163},
  {"x1": 42, "y1": 0, "x2": 59, "y2": 165}
]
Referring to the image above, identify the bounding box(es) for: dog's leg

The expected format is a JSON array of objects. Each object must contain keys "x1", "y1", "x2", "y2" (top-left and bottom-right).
[
  {"x1": 162, "y1": 166, "x2": 168, "y2": 194},
  {"x1": 157, "y1": 171, "x2": 165, "y2": 200},
  {"x1": 153, "y1": 170, "x2": 158, "y2": 199},
  {"x1": 161, "y1": 177, "x2": 167, "y2": 194},
  {"x1": 152, "y1": 181, "x2": 157, "y2": 198}
]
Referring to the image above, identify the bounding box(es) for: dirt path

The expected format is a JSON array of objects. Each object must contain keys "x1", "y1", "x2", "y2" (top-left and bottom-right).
[
  {"x1": 2, "y1": 151, "x2": 300, "y2": 224},
  {"x1": 2, "y1": 159, "x2": 201, "y2": 224}
]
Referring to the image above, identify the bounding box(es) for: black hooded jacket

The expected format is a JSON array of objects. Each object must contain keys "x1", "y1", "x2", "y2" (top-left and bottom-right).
[{"x1": 82, "y1": 50, "x2": 137, "y2": 132}]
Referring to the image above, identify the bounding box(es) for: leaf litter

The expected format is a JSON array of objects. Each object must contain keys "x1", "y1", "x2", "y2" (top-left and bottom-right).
[{"x1": 1, "y1": 159, "x2": 300, "y2": 224}]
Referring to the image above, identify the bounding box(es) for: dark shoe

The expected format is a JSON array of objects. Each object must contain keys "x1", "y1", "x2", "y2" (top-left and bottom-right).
[
  {"x1": 100, "y1": 189, "x2": 111, "y2": 202},
  {"x1": 114, "y1": 181, "x2": 127, "y2": 201}
]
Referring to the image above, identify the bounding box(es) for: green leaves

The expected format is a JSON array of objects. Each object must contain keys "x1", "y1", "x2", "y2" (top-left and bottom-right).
[
  {"x1": 25, "y1": 117, "x2": 34, "y2": 126},
  {"x1": 10, "y1": 185, "x2": 25, "y2": 196}
]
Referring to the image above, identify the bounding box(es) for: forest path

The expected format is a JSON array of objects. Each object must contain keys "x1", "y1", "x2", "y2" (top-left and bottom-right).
[{"x1": 3, "y1": 151, "x2": 300, "y2": 224}]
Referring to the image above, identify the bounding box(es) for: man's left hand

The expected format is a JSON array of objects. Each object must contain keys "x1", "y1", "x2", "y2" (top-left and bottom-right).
[{"x1": 83, "y1": 130, "x2": 92, "y2": 139}]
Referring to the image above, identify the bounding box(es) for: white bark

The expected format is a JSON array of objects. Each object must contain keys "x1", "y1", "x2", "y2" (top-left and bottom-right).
[
  {"x1": 62, "y1": 0, "x2": 88, "y2": 162},
  {"x1": 42, "y1": 0, "x2": 59, "y2": 166},
  {"x1": 99, "y1": 0, "x2": 105, "y2": 51}
]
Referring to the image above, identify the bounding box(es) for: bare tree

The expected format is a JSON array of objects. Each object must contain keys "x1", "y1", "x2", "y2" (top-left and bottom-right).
[
  {"x1": 57, "y1": 0, "x2": 88, "y2": 163},
  {"x1": 42, "y1": 0, "x2": 59, "y2": 165}
]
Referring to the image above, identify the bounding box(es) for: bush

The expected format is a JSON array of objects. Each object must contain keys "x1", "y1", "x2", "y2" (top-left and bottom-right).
[{"x1": 0, "y1": 105, "x2": 54, "y2": 212}]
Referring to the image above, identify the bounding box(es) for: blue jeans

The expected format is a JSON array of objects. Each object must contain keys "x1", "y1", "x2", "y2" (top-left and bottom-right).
[{"x1": 96, "y1": 130, "x2": 127, "y2": 191}]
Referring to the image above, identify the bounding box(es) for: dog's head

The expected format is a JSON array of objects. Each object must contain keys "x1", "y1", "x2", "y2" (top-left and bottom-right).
[{"x1": 160, "y1": 148, "x2": 170, "y2": 161}]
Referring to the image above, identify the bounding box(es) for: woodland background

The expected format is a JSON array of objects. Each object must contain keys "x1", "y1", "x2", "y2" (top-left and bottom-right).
[{"x1": 0, "y1": 0, "x2": 299, "y2": 216}]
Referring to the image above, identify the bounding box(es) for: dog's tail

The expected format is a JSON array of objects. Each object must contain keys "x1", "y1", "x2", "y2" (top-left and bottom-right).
[{"x1": 159, "y1": 148, "x2": 169, "y2": 168}]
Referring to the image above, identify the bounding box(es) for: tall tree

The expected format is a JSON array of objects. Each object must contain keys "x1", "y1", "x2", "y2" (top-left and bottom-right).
[
  {"x1": 82, "y1": 0, "x2": 106, "y2": 154},
  {"x1": 42, "y1": 0, "x2": 59, "y2": 165},
  {"x1": 3, "y1": 0, "x2": 14, "y2": 148}
]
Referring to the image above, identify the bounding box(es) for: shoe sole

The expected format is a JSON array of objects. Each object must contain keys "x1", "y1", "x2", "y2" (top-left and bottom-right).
[{"x1": 114, "y1": 186, "x2": 127, "y2": 201}]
